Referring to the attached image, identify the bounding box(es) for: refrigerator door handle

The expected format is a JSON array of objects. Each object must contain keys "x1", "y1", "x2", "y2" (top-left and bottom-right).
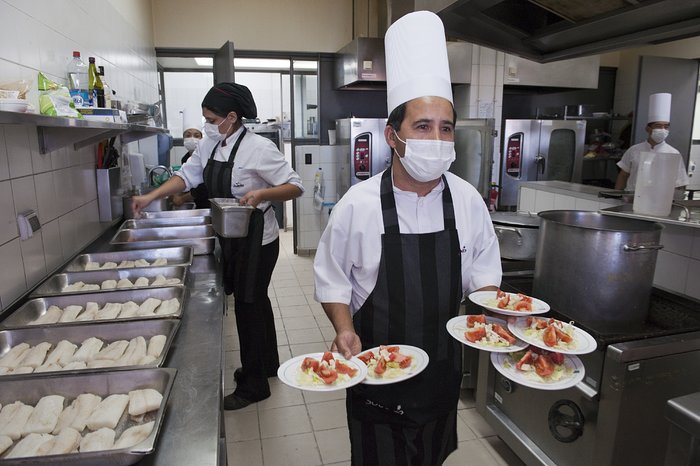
[{"x1": 535, "y1": 154, "x2": 546, "y2": 175}]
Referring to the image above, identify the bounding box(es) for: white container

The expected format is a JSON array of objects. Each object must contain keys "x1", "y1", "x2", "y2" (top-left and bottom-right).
[
  {"x1": 129, "y1": 152, "x2": 146, "y2": 188},
  {"x1": 633, "y1": 151, "x2": 679, "y2": 217}
]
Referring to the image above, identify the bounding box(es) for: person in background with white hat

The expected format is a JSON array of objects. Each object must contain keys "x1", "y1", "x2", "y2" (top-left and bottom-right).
[
  {"x1": 313, "y1": 11, "x2": 501, "y2": 465},
  {"x1": 172, "y1": 112, "x2": 207, "y2": 208},
  {"x1": 615, "y1": 92, "x2": 690, "y2": 194}
]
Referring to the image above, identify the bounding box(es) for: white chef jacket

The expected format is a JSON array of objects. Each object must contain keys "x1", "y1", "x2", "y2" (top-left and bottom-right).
[
  {"x1": 314, "y1": 170, "x2": 502, "y2": 314},
  {"x1": 174, "y1": 126, "x2": 304, "y2": 245},
  {"x1": 617, "y1": 140, "x2": 690, "y2": 190}
]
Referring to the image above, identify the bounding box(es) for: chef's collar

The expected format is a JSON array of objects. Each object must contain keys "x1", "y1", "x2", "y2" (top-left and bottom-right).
[
  {"x1": 390, "y1": 169, "x2": 445, "y2": 197},
  {"x1": 221, "y1": 125, "x2": 245, "y2": 148}
]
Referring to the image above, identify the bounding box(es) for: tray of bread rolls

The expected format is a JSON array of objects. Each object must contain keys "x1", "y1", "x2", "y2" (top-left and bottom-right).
[
  {"x1": 0, "y1": 367, "x2": 176, "y2": 464},
  {"x1": 1, "y1": 287, "x2": 185, "y2": 329},
  {"x1": 63, "y1": 247, "x2": 194, "y2": 273},
  {"x1": 0, "y1": 319, "x2": 179, "y2": 378},
  {"x1": 29, "y1": 267, "x2": 188, "y2": 298}
]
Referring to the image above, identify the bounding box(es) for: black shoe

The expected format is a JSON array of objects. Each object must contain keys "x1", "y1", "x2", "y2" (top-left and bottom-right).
[
  {"x1": 223, "y1": 393, "x2": 252, "y2": 410},
  {"x1": 233, "y1": 367, "x2": 243, "y2": 383}
]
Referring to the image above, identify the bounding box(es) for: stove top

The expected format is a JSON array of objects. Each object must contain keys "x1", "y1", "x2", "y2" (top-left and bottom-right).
[{"x1": 500, "y1": 276, "x2": 700, "y2": 346}]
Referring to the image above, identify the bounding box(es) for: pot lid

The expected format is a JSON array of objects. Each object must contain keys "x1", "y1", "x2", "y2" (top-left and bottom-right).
[{"x1": 490, "y1": 211, "x2": 540, "y2": 227}]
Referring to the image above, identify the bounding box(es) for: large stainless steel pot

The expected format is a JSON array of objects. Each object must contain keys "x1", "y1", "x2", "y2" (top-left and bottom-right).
[
  {"x1": 533, "y1": 210, "x2": 663, "y2": 329},
  {"x1": 490, "y1": 211, "x2": 540, "y2": 260}
]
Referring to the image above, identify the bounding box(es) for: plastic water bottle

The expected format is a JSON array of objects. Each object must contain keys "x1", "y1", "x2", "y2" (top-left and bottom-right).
[{"x1": 67, "y1": 51, "x2": 89, "y2": 107}]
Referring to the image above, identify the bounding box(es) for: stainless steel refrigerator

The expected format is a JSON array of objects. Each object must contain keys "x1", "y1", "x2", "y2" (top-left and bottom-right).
[
  {"x1": 335, "y1": 118, "x2": 391, "y2": 199},
  {"x1": 499, "y1": 119, "x2": 586, "y2": 209}
]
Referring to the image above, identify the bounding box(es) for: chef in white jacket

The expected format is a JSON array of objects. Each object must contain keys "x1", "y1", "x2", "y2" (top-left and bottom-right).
[
  {"x1": 615, "y1": 93, "x2": 689, "y2": 193},
  {"x1": 314, "y1": 11, "x2": 501, "y2": 465}
]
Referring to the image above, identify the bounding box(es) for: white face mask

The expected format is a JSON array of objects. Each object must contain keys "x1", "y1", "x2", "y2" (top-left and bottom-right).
[
  {"x1": 651, "y1": 128, "x2": 669, "y2": 144},
  {"x1": 183, "y1": 137, "x2": 199, "y2": 152},
  {"x1": 204, "y1": 117, "x2": 232, "y2": 141},
  {"x1": 393, "y1": 131, "x2": 456, "y2": 182}
]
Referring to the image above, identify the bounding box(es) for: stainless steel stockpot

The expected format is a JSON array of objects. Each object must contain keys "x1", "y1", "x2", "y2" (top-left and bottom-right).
[{"x1": 532, "y1": 210, "x2": 663, "y2": 329}]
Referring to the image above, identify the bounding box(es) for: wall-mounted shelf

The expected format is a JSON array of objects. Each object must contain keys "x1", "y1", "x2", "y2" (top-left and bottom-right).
[{"x1": 0, "y1": 110, "x2": 168, "y2": 154}]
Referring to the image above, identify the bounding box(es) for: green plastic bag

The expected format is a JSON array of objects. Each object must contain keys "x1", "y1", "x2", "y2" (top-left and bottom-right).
[{"x1": 37, "y1": 72, "x2": 83, "y2": 118}]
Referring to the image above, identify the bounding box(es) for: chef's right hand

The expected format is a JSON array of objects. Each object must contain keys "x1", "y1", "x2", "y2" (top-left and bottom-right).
[
  {"x1": 131, "y1": 194, "x2": 153, "y2": 218},
  {"x1": 331, "y1": 329, "x2": 361, "y2": 360}
]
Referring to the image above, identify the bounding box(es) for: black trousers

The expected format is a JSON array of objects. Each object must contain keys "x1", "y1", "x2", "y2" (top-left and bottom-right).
[{"x1": 232, "y1": 238, "x2": 280, "y2": 401}]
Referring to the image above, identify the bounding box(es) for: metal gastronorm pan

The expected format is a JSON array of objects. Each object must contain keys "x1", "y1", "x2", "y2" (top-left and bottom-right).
[
  {"x1": 141, "y1": 208, "x2": 210, "y2": 219},
  {"x1": 110, "y1": 225, "x2": 216, "y2": 255},
  {"x1": 0, "y1": 367, "x2": 176, "y2": 465},
  {"x1": 0, "y1": 318, "x2": 180, "y2": 378},
  {"x1": 30, "y1": 266, "x2": 188, "y2": 298},
  {"x1": 63, "y1": 247, "x2": 194, "y2": 272},
  {"x1": 119, "y1": 216, "x2": 211, "y2": 229},
  {"x1": 2, "y1": 287, "x2": 186, "y2": 329}
]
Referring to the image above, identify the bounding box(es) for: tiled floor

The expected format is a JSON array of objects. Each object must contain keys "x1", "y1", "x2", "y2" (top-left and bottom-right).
[{"x1": 223, "y1": 230, "x2": 525, "y2": 466}]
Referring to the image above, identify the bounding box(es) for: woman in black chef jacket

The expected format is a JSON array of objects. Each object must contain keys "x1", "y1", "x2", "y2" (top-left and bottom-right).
[{"x1": 131, "y1": 83, "x2": 304, "y2": 410}]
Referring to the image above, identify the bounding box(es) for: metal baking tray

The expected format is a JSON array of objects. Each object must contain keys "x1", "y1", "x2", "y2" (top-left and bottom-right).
[
  {"x1": 141, "y1": 208, "x2": 210, "y2": 219},
  {"x1": 120, "y1": 216, "x2": 211, "y2": 229},
  {"x1": 2, "y1": 287, "x2": 186, "y2": 329},
  {"x1": 30, "y1": 266, "x2": 188, "y2": 298},
  {"x1": 63, "y1": 247, "x2": 194, "y2": 272},
  {"x1": 110, "y1": 225, "x2": 216, "y2": 255},
  {"x1": 0, "y1": 367, "x2": 176, "y2": 465},
  {"x1": 0, "y1": 319, "x2": 180, "y2": 378}
]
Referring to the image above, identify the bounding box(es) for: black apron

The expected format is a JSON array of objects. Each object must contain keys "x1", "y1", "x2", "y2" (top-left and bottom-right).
[
  {"x1": 347, "y1": 169, "x2": 463, "y2": 465},
  {"x1": 203, "y1": 128, "x2": 266, "y2": 301}
]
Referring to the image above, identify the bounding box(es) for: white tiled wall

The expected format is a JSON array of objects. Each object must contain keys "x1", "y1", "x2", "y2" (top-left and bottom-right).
[
  {"x1": 0, "y1": 0, "x2": 158, "y2": 310},
  {"x1": 294, "y1": 145, "x2": 342, "y2": 252}
]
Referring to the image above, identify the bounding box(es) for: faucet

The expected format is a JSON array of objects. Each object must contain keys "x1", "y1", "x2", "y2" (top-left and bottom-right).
[{"x1": 148, "y1": 165, "x2": 173, "y2": 187}]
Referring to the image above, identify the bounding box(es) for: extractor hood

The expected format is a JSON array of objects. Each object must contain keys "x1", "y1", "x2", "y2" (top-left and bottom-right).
[
  {"x1": 335, "y1": 38, "x2": 386, "y2": 90},
  {"x1": 423, "y1": 0, "x2": 700, "y2": 63}
]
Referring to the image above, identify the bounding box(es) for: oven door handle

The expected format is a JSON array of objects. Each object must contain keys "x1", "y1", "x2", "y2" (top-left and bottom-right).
[{"x1": 575, "y1": 381, "x2": 598, "y2": 401}]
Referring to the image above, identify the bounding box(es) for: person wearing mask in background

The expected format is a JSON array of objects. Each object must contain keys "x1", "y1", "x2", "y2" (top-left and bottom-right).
[
  {"x1": 172, "y1": 112, "x2": 208, "y2": 208},
  {"x1": 615, "y1": 93, "x2": 689, "y2": 196},
  {"x1": 313, "y1": 12, "x2": 501, "y2": 465},
  {"x1": 131, "y1": 83, "x2": 304, "y2": 410}
]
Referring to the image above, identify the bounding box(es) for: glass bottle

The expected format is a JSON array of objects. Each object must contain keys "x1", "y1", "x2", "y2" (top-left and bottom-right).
[{"x1": 88, "y1": 57, "x2": 105, "y2": 107}]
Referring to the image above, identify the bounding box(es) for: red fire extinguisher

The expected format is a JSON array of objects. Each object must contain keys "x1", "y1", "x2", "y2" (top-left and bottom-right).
[{"x1": 489, "y1": 183, "x2": 500, "y2": 211}]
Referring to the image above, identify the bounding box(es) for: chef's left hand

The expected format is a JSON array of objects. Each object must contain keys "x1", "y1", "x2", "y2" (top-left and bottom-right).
[{"x1": 240, "y1": 189, "x2": 265, "y2": 208}]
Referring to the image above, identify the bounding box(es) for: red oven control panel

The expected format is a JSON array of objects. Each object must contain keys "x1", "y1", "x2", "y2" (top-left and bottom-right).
[
  {"x1": 505, "y1": 133, "x2": 523, "y2": 178},
  {"x1": 354, "y1": 132, "x2": 371, "y2": 180}
]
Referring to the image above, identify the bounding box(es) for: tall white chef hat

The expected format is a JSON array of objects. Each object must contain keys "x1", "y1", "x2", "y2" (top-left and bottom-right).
[
  {"x1": 647, "y1": 93, "x2": 672, "y2": 124},
  {"x1": 182, "y1": 109, "x2": 203, "y2": 133},
  {"x1": 385, "y1": 11, "x2": 453, "y2": 115}
]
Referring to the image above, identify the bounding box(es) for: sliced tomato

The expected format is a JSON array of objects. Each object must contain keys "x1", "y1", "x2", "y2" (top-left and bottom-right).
[
  {"x1": 497, "y1": 294, "x2": 510, "y2": 309},
  {"x1": 516, "y1": 350, "x2": 535, "y2": 370},
  {"x1": 390, "y1": 352, "x2": 412, "y2": 369},
  {"x1": 467, "y1": 314, "x2": 487, "y2": 328},
  {"x1": 554, "y1": 326, "x2": 573, "y2": 343},
  {"x1": 534, "y1": 354, "x2": 555, "y2": 377},
  {"x1": 527, "y1": 317, "x2": 548, "y2": 329},
  {"x1": 317, "y1": 365, "x2": 338, "y2": 384},
  {"x1": 517, "y1": 293, "x2": 533, "y2": 303},
  {"x1": 543, "y1": 325, "x2": 558, "y2": 347},
  {"x1": 513, "y1": 300, "x2": 532, "y2": 312},
  {"x1": 465, "y1": 327, "x2": 487, "y2": 343},
  {"x1": 380, "y1": 345, "x2": 400, "y2": 353},
  {"x1": 497, "y1": 288, "x2": 507, "y2": 298},
  {"x1": 300, "y1": 357, "x2": 319, "y2": 372},
  {"x1": 374, "y1": 356, "x2": 387, "y2": 375},
  {"x1": 335, "y1": 359, "x2": 358, "y2": 377},
  {"x1": 357, "y1": 351, "x2": 374, "y2": 365},
  {"x1": 492, "y1": 323, "x2": 516, "y2": 344},
  {"x1": 321, "y1": 351, "x2": 334, "y2": 363},
  {"x1": 549, "y1": 352, "x2": 565, "y2": 365}
]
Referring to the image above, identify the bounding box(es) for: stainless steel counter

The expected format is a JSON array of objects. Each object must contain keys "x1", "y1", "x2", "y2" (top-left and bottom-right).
[{"x1": 599, "y1": 203, "x2": 700, "y2": 229}]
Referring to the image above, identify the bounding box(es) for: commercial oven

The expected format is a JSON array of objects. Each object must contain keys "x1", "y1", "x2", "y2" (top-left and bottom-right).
[{"x1": 499, "y1": 119, "x2": 586, "y2": 209}]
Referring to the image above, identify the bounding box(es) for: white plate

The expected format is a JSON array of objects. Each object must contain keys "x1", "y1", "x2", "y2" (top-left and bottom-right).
[
  {"x1": 277, "y1": 352, "x2": 368, "y2": 392},
  {"x1": 446, "y1": 315, "x2": 528, "y2": 353},
  {"x1": 359, "y1": 345, "x2": 429, "y2": 385},
  {"x1": 508, "y1": 317, "x2": 597, "y2": 355},
  {"x1": 490, "y1": 351, "x2": 585, "y2": 391},
  {"x1": 468, "y1": 291, "x2": 550, "y2": 316}
]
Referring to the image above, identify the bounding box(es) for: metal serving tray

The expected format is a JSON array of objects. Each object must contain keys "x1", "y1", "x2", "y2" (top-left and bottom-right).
[
  {"x1": 141, "y1": 208, "x2": 210, "y2": 219},
  {"x1": 30, "y1": 266, "x2": 188, "y2": 298},
  {"x1": 63, "y1": 247, "x2": 194, "y2": 272},
  {"x1": 209, "y1": 198, "x2": 254, "y2": 238},
  {"x1": 0, "y1": 319, "x2": 180, "y2": 377},
  {"x1": 120, "y1": 216, "x2": 211, "y2": 229},
  {"x1": 110, "y1": 225, "x2": 216, "y2": 255},
  {"x1": 2, "y1": 287, "x2": 185, "y2": 329},
  {"x1": 0, "y1": 367, "x2": 176, "y2": 465}
]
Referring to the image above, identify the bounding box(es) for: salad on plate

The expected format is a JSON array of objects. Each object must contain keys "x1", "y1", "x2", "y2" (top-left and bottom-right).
[{"x1": 298, "y1": 352, "x2": 360, "y2": 386}]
